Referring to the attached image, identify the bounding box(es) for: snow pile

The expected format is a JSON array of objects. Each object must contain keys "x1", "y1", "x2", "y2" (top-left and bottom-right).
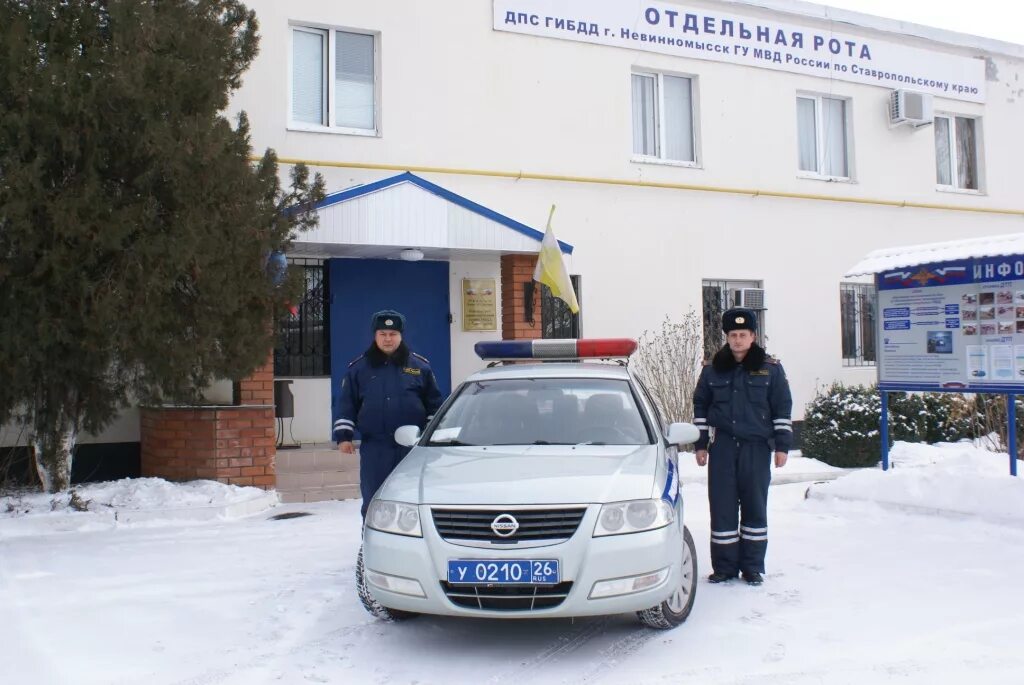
[
  {"x1": 809, "y1": 441, "x2": 1024, "y2": 524},
  {"x1": 678, "y1": 450, "x2": 843, "y2": 482},
  {"x1": 1, "y1": 477, "x2": 267, "y2": 517},
  {"x1": 0, "y1": 478, "x2": 278, "y2": 536}
]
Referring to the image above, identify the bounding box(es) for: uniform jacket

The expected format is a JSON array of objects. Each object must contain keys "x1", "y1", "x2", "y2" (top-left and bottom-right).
[
  {"x1": 332, "y1": 342, "x2": 444, "y2": 443},
  {"x1": 692, "y1": 343, "x2": 793, "y2": 452}
]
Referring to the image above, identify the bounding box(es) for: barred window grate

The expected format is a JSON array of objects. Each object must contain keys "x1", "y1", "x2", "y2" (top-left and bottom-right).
[
  {"x1": 274, "y1": 259, "x2": 330, "y2": 377},
  {"x1": 840, "y1": 282, "x2": 877, "y2": 367},
  {"x1": 702, "y1": 279, "x2": 765, "y2": 360},
  {"x1": 541, "y1": 276, "x2": 581, "y2": 339}
]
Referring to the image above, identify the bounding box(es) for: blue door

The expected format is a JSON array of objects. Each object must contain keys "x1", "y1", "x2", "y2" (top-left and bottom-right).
[{"x1": 329, "y1": 258, "x2": 452, "y2": 432}]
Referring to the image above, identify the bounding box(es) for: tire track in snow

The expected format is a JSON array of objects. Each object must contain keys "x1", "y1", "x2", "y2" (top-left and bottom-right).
[
  {"x1": 485, "y1": 617, "x2": 613, "y2": 684},
  {"x1": 566, "y1": 626, "x2": 662, "y2": 684}
]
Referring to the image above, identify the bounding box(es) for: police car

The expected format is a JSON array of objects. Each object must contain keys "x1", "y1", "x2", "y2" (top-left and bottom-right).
[{"x1": 355, "y1": 339, "x2": 700, "y2": 630}]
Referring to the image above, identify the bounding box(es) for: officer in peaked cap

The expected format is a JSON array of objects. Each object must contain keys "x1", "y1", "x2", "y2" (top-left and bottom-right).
[
  {"x1": 332, "y1": 309, "x2": 444, "y2": 518},
  {"x1": 691, "y1": 307, "x2": 793, "y2": 586}
]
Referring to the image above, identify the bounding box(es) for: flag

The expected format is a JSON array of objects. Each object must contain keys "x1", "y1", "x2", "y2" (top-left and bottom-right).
[{"x1": 533, "y1": 205, "x2": 579, "y2": 314}]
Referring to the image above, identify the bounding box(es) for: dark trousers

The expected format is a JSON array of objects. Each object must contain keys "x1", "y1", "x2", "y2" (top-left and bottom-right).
[
  {"x1": 707, "y1": 436, "x2": 771, "y2": 575},
  {"x1": 359, "y1": 438, "x2": 412, "y2": 518}
]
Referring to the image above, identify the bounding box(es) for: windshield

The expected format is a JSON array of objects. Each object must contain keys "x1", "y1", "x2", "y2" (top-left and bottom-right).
[{"x1": 425, "y1": 377, "x2": 654, "y2": 446}]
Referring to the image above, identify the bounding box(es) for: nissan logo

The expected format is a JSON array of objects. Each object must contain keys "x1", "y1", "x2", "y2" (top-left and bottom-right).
[{"x1": 490, "y1": 513, "x2": 520, "y2": 538}]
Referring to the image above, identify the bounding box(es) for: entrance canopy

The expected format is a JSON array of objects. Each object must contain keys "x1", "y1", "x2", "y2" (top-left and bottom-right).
[{"x1": 291, "y1": 172, "x2": 573, "y2": 260}]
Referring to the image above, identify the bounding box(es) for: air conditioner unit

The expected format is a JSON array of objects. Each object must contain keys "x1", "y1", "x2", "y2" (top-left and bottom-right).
[
  {"x1": 889, "y1": 90, "x2": 933, "y2": 128},
  {"x1": 736, "y1": 288, "x2": 765, "y2": 310}
]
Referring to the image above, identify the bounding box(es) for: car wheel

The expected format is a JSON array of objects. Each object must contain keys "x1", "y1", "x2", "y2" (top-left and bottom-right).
[
  {"x1": 355, "y1": 545, "x2": 419, "y2": 621},
  {"x1": 636, "y1": 525, "x2": 697, "y2": 630}
]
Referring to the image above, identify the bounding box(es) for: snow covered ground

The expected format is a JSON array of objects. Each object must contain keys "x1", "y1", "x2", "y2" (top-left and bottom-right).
[{"x1": 2, "y1": 442, "x2": 1023, "y2": 685}]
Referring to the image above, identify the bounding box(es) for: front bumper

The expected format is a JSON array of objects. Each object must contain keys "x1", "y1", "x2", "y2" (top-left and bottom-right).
[{"x1": 361, "y1": 505, "x2": 683, "y2": 618}]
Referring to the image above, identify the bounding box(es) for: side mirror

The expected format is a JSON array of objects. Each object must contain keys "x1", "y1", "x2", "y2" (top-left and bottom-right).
[
  {"x1": 394, "y1": 425, "x2": 422, "y2": 447},
  {"x1": 666, "y1": 422, "x2": 700, "y2": 446}
]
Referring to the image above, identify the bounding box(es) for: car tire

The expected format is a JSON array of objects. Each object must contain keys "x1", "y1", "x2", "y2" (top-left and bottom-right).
[
  {"x1": 636, "y1": 525, "x2": 698, "y2": 630},
  {"x1": 355, "y1": 545, "x2": 419, "y2": 621}
]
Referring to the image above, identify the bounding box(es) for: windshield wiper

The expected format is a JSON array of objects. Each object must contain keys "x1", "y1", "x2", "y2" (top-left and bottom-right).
[
  {"x1": 575, "y1": 441, "x2": 608, "y2": 446},
  {"x1": 427, "y1": 439, "x2": 477, "y2": 446}
]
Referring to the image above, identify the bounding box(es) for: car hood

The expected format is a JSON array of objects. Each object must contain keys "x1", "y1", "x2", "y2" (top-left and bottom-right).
[{"x1": 377, "y1": 444, "x2": 661, "y2": 505}]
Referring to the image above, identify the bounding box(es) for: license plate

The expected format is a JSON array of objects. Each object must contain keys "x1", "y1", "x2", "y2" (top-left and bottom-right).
[{"x1": 447, "y1": 559, "x2": 560, "y2": 585}]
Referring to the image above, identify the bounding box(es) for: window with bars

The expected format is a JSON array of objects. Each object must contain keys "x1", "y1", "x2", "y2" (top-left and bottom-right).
[
  {"x1": 274, "y1": 259, "x2": 331, "y2": 377},
  {"x1": 541, "y1": 276, "x2": 581, "y2": 339},
  {"x1": 701, "y1": 279, "x2": 765, "y2": 360},
  {"x1": 840, "y1": 282, "x2": 877, "y2": 366}
]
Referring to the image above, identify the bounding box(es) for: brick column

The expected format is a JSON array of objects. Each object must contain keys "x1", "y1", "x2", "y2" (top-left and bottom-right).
[
  {"x1": 501, "y1": 254, "x2": 542, "y2": 340},
  {"x1": 140, "y1": 357, "x2": 278, "y2": 490}
]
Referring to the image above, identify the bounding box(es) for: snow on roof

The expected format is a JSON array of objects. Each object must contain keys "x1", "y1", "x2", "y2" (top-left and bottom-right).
[{"x1": 845, "y1": 232, "x2": 1024, "y2": 276}]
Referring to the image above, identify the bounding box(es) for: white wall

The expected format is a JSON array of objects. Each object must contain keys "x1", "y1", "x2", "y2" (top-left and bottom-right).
[
  {"x1": 448, "y1": 258, "x2": 503, "y2": 388},
  {"x1": 231, "y1": 0, "x2": 1022, "y2": 420},
  {"x1": 276, "y1": 377, "x2": 332, "y2": 446}
]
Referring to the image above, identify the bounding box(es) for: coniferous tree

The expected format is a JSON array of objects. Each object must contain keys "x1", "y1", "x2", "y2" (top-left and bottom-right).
[{"x1": 0, "y1": 0, "x2": 325, "y2": 492}]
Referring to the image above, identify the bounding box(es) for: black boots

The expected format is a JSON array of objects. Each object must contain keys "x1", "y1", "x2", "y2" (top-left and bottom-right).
[{"x1": 709, "y1": 571, "x2": 764, "y2": 585}]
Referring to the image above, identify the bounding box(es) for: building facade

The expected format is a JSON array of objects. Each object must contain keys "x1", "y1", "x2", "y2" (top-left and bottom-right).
[{"x1": 4, "y1": 0, "x2": 1023, "y2": 473}]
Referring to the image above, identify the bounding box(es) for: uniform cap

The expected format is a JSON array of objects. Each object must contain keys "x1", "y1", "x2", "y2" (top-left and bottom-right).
[
  {"x1": 722, "y1": 307, "x2": 758, "y2": 333},
  {"x1": 371, "y1": 309, "x2": 405, "y2": 333}
]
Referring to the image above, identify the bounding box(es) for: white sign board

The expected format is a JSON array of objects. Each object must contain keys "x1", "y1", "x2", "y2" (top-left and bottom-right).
[{"x1": 494, "y1": 0, "x2": 986, "y2": 103}]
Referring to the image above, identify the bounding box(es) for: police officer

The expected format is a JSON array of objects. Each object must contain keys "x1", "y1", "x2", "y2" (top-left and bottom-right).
[
  {"x1": 692, "y1": 308, "x2": 793, "y2": 586},
  {"x1": 333, "y1": 310, "x2": 444, "y2": 517}
]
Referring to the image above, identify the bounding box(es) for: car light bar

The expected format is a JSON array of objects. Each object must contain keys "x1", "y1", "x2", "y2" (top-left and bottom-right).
[{"x1": 474, "y1": 338, "x2": 638, "y2": 360}]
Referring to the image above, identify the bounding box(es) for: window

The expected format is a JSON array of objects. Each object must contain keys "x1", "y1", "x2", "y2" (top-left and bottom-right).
[
  {"x1": 291, "y1": 26, "x2": 377, "y2": 133},
  {"x1": 934, "y1": 114, "x2": 979, "y2": 190},
  {"x1": 631, "y1": 72, "x2": 696, "y2": 164},
  {"x1": 274, "y1": 259, "x2": 330, "y2": 376},
  {"x1": 840, "y1": 282, "x2": 876, "y2": 366},
  {"x1": 796, "y1": 95, "x2": 849, "y2": 179},
  {"x1": 541, "y1": 275, "x2": 581, "y2": 339},
  {"x1": 701, "y1": 279, "x2": 765, "y2": 360},
  {"x1": 425, "y1": 378, "x2": 653, "y2": 446}
]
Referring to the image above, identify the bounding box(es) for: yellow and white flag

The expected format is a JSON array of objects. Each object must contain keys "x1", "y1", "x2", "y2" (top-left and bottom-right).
[{"x1": 533, "y1": 205, "x2": 579, "y2": 314}]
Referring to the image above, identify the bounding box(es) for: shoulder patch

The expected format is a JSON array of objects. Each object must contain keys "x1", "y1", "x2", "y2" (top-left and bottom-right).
[
  {"x1": 411, "y1": 352, "x2": 431, "y2": 365},
  {"x1": 765, "y1": 356, "x2": 780, "y2": 365},
  {"x1": 347, "y1": 354, "x2": 365, "y2": 368}
]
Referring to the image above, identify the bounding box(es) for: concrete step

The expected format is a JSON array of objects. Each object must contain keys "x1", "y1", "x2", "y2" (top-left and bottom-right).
[
  {"x1": 276, "y1": 468, "x2": 360, "y2": 491},
  {"x1": 276, "y1": 449, "x2": 359, "y2": 473},
  {"x1": 278, "y1": 484, "x2": 360, "y2": 504}
]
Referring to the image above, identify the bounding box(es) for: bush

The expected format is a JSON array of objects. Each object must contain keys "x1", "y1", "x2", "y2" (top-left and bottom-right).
[
  {"x1": 802, "y1": 383, "x2": 891, "y2": 467},
  {"x1": 801, "y1": 383, "x2": 981, "y2": 468}
]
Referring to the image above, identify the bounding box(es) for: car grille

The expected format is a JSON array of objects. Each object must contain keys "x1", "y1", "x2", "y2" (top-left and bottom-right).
[
  {"x1": 431, "y1": 508, "x2": 587, "y2": 543},
  {"x1": 440, "y1": 581, "x2": 573, "y2": 611}
]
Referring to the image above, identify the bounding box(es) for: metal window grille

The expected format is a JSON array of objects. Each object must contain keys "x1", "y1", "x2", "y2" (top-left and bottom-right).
[
  {"x1": 541, "y1": 276, "x2": 581, "y2": 339},
  {"x1": 701, "y1": 279, "x2": 765, "y2": 360},
  {"x1": 840, "y1": 282, "x2": 877, "y2": 366},
  {"x1": 274, "y1": 259, "x2": 331, "y2": 377}
]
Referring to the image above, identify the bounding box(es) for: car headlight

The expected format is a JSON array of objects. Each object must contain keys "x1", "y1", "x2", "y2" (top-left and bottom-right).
[
  {"x1": 593, "y1": 499, "x2": 673, "y2": 537},
  {"x1": 366, "y1": 500, "x2": 422, "y2": 537}
]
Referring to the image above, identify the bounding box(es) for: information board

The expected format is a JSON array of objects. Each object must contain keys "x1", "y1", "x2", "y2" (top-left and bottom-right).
[{"x1": 877, "y1": 255, "x2": 1024, "y2": 392}]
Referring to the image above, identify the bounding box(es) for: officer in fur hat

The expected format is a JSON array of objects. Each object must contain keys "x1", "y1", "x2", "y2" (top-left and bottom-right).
[
  {"x1": 692, "y1": 308, "x2": 793, "y2": 586},
  {"x1": 333, "y1": 310, "x2": 444, "y2": 517}
]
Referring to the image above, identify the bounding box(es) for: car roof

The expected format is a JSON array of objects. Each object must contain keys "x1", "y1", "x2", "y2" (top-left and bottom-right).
[{"x1": 465, "y1": 362, "x2": 634, "y2": 383}]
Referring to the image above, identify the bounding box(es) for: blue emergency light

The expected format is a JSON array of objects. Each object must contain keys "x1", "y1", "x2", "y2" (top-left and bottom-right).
[{"x1": 474, "y1": 338, "x2": 638, "y2": 360}]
